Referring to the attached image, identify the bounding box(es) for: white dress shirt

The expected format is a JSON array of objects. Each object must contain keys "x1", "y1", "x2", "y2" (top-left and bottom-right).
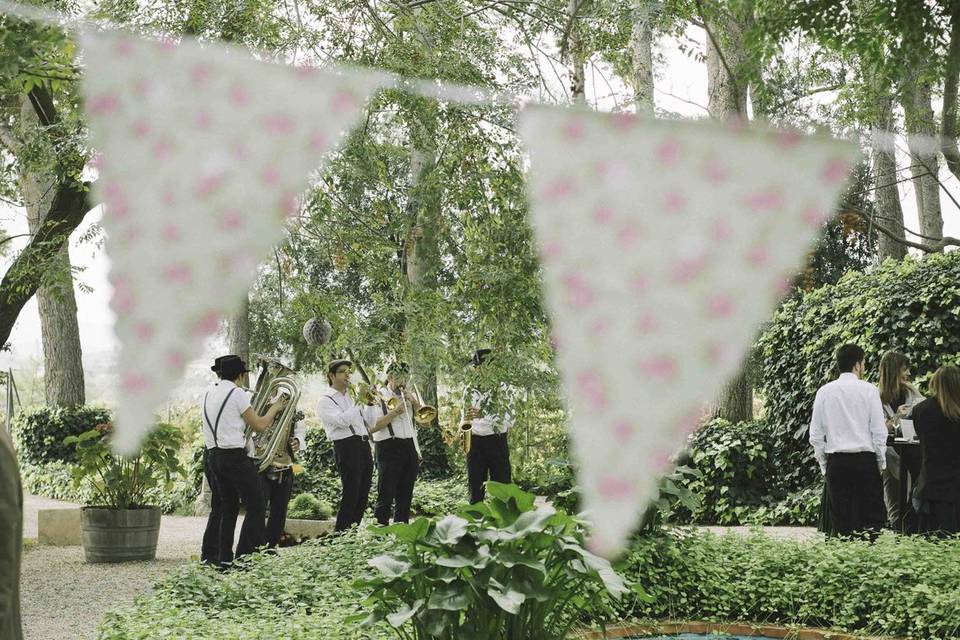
[
  {"x1": 201, "y1": 380, "x2": 253, "y2": 449},
  {"x1": 316, "y1": 389, "x2": 368, "y2": 441},
  {"x1": 467, "y1": 388, "x2": 514, "y2": 437},
  {"x1": 809, "y1": 372, "x2": 887, "y2": 474},
  {"x1": 362, "y1": 387, "x2": 417, "y2": 442}
]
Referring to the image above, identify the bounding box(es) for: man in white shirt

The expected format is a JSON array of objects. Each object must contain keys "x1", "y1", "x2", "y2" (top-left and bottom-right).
[
  {"x1": 809, "y1": 343, "x2": 887, "y2": 537},
  {"x1": 200, "y1": 355, "x2": 287, "y2": 568},
  {"x1": 316, "y1": 358, "x2": 374, "y2": 531},
  {"x1": 464, "y1": 349, "x2": 514, "y2": 504},
  {"x1": 362, "y1": 361, "x2": 422, "y2": 525}
]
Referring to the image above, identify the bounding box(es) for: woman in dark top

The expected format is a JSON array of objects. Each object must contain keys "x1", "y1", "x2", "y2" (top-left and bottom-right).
[{"x1": 912, "y1": 364, "x2": 960, "y2": 535}]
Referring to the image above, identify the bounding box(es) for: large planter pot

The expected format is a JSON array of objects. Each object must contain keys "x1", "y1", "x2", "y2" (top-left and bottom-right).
[{"x1": 80, "y1": 506, "x2": 161, "y2": 563}]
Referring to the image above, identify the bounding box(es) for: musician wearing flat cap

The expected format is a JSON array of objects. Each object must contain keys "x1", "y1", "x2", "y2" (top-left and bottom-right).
[
  {"x1": 317, "y1": 358, "x2": 375, "y2": 531},
  {"x1": 200, "y1": 355, "x2": 287, "y2": 568},
  {"x1": 362, "y1": 361, "x2": 422, "y2": 526}
]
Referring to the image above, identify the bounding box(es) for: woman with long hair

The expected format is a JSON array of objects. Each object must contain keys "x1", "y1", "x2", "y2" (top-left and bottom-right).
[
  {"x1": 912, "y1": 365, "x2": 960, "y2": 535},
  {"x1": 877, "y1": 351, "x2": 924, "y2": 527}
]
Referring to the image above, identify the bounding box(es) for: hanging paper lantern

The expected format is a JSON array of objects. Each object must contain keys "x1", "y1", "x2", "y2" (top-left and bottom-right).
[{"x1": 302, "y1": 317, "x2": 332, "y2": 346}]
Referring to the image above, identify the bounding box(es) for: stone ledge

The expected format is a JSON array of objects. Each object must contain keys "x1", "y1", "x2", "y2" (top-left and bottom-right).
[
  {"x1": 284, "y1": 518, "x2": 335, "y2": 538},
  {"x1": 37, "y1": 508, "x2": 82, "y2": 546},
  {"x1": 574, "y1": 621, "x2": 902, "y2": 639}
]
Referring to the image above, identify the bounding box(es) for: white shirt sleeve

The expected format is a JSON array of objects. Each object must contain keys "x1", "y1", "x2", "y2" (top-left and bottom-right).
[
  {"x1": 868, "y1": 387, "x2": 887, "y2": 471},
  {"x1": 809, "y1": 389, "x2": 827, "y2": 475},
  {"x1": 293, "y1": 420, "x2": 307, "y2": 451},
  {"x1": 316, "y1": 394, "x2": 366, "y2": 435}
]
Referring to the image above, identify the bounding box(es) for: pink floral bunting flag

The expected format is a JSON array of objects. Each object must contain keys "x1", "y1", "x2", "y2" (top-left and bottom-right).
[
  {"x1": 519, "y1": 106, "x2": 859, "y2": 556},
  {"x1": 81, "y1": 31, "x2": 389, "y2": 455}
]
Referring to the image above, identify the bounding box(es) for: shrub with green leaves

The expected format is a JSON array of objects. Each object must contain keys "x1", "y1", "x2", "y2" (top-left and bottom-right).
[
  {"x1": 12, "y1": 405, "x2": 112, "y2": 465},
  {"x1": 621, "y1": 531, "x2": 960, "y2": 639},
  {"x1": 354, "y1": 482, "x2": 635, "y2": 639},
  {"x1": 758, "y1": 251, "x2": 960, "y2": 492},
  {"x1": 671, "y1": 418, "x2": 819, "y2": 526},
  {"x1": 287, "y1": 492, "x2": 334, "y2": 520}
]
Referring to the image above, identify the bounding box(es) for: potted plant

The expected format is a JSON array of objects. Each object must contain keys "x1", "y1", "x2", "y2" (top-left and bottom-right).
[{"x1": 64, "y1": 422, "x2": 185, "y2": 563}]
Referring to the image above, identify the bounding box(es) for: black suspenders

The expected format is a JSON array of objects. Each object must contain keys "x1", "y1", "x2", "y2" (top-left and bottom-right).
[
  {"x1": 203, "y1": 387, "x2": 238, "y2": 448},
  {"x1": 326, "y1": 394, "x2": 358, "y2": 436},
  {"x1": 379, "y1": 398, "x2": 396, "y2": 438}
]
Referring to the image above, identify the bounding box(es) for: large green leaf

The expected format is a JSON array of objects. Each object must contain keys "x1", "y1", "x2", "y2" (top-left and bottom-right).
[
  {"x1": 487, "y1": 578, "x2": 526, "y2": 614},
  {"x1": 427, "y1": 583, "x2": 471, "y2": 611},
  {"x1": 368, "y1": 554, "x2": 412, "y2": 579},
  {"x1": 432, "y1": 515, "x2": 469, "y2": 545}
]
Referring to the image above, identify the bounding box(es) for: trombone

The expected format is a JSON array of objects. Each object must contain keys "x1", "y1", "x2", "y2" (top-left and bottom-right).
[{"x1": 411, "y1": 382, "x2": 438, "y2": 426}]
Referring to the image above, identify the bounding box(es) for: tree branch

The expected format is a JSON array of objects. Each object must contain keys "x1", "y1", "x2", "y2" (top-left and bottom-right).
[
  {"x1": 848, "y1": 207, "x2": 960, "y2": 253},
  {"x1": 0, "y1": 182, "x2": 93, "y2": 347},
  {"x1": 940, "y1": 2, "x2": 960, "y2": 181}
]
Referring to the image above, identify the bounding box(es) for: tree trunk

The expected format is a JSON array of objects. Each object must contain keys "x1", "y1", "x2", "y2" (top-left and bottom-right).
[
  {"x1": 903, "y1": 77, "x2": 944, "y2": 248},
  {"x1": 566, "y1": 0, "x2": 587, "y2": 104},
  {"x1": 630, "y1": 0, "x2": 655, "y2": 115},
  {"x1": 404, "y1": 110, "x2": 448, "y2": 473},
  {"x1": 226, "y1": 294, "x2": 250, "y2": 386},
  {"x1": 706, "y1": 5, "x2": 752, "y2": 423},
  {"x1": 16, "y1": 98, "x2": 85, "y2": 406},
  {"x1": 872, "y1": 92, "x2": 908, "y2": 261},
  {"x1": 705, "y1": 10, "x2": 748, "y2": 120}
]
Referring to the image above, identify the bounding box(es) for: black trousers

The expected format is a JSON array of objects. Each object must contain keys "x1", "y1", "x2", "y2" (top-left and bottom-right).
[
  {"x1": 826, "y1": 452, "x2": 885, "y2": 537},
  {"x1": 261, "y1": 468, "x2": 294, "y2": 547},
  {"x1": 333, "y1": 436, "x2": 373, "y2": 531},
  {"x1": 200, "y1": 448, "x2": 222, "y2": 563},
  {"x1": 467, "y1": 433, "x2": 511, "y2": 504},
  {"x1": 374, "y1": 438, "x2": 419, "y2": 525},
  {"x1": 209, "y1": 448, "x2": 266, "y2": 565}
]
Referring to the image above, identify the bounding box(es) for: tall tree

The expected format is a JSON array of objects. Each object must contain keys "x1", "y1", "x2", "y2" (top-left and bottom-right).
[
  {"x1": 16, "y1": 97, "x2": 85, "y2": 406},
  {"x1": 705, "y1": 0, "x2": 753, "y2": 423}
]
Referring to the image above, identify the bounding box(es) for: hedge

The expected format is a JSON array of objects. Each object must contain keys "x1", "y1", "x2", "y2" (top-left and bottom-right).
[
  {"x1": 757, "y1": 251, "x2": 960, "y2": 490},
  {"x1": 12, "y1": 405, "x2": 112, "y2": 465}
]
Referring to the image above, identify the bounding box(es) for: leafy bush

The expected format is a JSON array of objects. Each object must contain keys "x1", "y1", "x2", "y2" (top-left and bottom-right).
[
  {"x1": 12, "y1": 405, "x2": 112, "y2": 465},
  {"x1": 19, "y1": 460, "x2": 91, "y2": 504},
  {"x1": 98, "y1": 533, "x2": 394, "y2": 640},
  {"x1": 758, "y1": 251, "x2": 960, "y2": 492},
  {"x1": 621, "y1": 531, "x2": 960, "y2": 639},
  {"x1": 409, "y1": 476, "x2": 468, "y2": 517},
  {"x1": 669, "y1": 418, "x2": 815, "y2": 525},
  {"x1": 355, "y1": 482, "x2": 634, "y2": 639},
  {"x1": 288, "y1": 493, "x2": 334, "y2": 520}
]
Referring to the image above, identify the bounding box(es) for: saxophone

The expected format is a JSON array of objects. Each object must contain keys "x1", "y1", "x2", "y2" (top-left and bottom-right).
[{"x1": 248, "y1": 356, "x2": 302, "y2": 473}]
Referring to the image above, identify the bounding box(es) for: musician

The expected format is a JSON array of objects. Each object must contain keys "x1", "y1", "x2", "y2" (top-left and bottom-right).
[
  {"x1": 201, "y1": 355, "x2": 287, "y2": 568},
  {"x1": 260, "y1": 412, "x2": 307, "y2": 547},
  {"x1": 317, "y1": 358, "x2": 374, "y2": 531},
  {"x1": 362, "y1": 362, "x2": 422, "y2": 525},
  {"x1": 465, "y1": 348, "x2": 514, "y2": 503}
]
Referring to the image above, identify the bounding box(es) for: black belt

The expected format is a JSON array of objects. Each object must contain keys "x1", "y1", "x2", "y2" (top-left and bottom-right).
[
  {"x1": 208, "y1": 446, "x2": 246, "y2": 453},
  {"x1": 472, "y1": 432, "x2": 507, "y2": 439},
  {"x1": 338, "y1": 434, "x2": 369, "y2": 443}
]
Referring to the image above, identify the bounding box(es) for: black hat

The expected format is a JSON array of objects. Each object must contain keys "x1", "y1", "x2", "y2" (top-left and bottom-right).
[
  {"x1": 327, "y1": 358, "x2": 352, "y2": 374},
  {"x1": 387, "y1": 361, "x2": 410, "y2": 375},
  {"x1": 211, "y1": 354, "x2": 238, "y2": 373},
  {"x1": 472, "y1": 349, "x2": 492, "y2": 367},
  {"x1": 217, "y1": 355, "x2": 250, "y2": 380}
]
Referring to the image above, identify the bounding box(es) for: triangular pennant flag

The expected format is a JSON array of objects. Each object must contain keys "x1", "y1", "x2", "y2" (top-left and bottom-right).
[
  {"x1": 519, "y1": 106, "x2": 859, "y2": 556},
  {"x1": 81, "y1": 31, "x2": 389, "y2": 455}
]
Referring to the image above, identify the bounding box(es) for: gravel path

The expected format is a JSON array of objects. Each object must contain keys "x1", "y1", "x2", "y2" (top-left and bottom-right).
[{"x1": 21, "y1": 493, "x2": 227, "y2": 640}]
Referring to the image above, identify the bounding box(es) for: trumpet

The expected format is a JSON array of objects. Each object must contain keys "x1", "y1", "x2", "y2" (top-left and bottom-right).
[{"x1": 354, "y1": 381, "x2": 382, "y2": 406}]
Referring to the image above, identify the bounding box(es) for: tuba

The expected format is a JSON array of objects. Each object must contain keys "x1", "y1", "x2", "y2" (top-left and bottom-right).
[{"x1": 248, "y1": 356, "x2": 302, "y2": 473}]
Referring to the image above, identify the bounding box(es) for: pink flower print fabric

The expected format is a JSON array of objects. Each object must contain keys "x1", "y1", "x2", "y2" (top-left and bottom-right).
[
  {"x1": 519, "y1": 105, "x2": 858, "y2": 557},
  {"x1": 81, "y1": 31, "x2": 389, "y2": 455}
]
